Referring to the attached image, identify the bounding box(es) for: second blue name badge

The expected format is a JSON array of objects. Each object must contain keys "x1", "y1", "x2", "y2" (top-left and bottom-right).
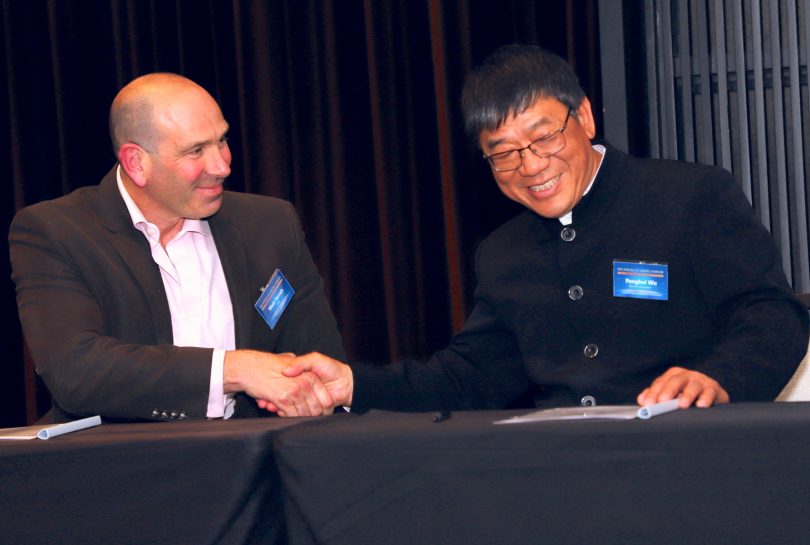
[
  {"x1": 255, "y1": 269, "x2": 295, "y2": 329},
  {"x1": 613, "y1": 260, "x2": 668, "y2": 301}
]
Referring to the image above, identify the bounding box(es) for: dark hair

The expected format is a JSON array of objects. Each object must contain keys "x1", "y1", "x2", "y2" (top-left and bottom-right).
[{"x1": 461, "y1": 44, "x2": 586, "y2": 144}]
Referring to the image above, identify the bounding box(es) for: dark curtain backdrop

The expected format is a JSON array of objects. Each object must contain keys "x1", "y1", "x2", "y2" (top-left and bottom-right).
[{"x1": 1, "y1": 0, "x2": 601, "y2": 426}]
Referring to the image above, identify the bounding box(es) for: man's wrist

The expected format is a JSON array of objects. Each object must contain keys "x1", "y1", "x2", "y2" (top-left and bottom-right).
[
  {"x1": 223, "y1": 349, "x2": 249, "y2": 394},
  {"x1": 344, "y1": 366, "x2": 355, "y2": 406},
  {"x1": 207, "y1": 349, "x2": 228, "y2": 417}
]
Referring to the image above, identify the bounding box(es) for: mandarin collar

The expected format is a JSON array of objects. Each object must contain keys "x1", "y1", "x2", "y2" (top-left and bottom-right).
[{"x1": 531, "y1": 141, "x2": 627, "y2": 239}]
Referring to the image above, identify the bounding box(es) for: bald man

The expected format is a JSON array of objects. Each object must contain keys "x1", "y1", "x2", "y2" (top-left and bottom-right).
[{"x1": 10, "y1": 73, "x2": 345, "y2": 423}]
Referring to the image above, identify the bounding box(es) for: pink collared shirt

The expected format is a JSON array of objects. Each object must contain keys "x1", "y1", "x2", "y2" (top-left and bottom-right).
[{"x1": 116, "y1": 167, "x2": 236, "y2": 418}]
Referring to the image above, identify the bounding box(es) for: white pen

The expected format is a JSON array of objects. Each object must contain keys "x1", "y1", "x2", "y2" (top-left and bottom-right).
[{"x1": 636, "y1": 398, "x2": 681, "y2": 420}]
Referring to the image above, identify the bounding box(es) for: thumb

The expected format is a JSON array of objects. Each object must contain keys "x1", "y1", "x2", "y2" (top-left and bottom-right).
[{"x1": 282, "y1": 357, "x2": 312, "y2": 377}]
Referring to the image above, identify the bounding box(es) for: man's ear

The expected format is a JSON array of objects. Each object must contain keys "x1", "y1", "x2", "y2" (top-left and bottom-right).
[
  {"x1": 575, "y1": 97, "x2": 598, "y2": 140},
  {"x1": 117, "y1": 143, "x2": 150, "y2": 188}
]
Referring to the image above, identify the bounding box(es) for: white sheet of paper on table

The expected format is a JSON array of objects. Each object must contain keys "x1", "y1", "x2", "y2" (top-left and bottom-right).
[{"x1": 494, "y1": 398, "x2": 681, "y2": 424}]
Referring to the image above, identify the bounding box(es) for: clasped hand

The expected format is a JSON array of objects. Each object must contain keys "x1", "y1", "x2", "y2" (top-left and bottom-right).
[{"x1": 246, "y1": 352, "x2": 352, "y2": 417}]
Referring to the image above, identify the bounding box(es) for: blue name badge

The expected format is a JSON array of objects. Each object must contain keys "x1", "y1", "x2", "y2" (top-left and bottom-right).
[
  {"x1": 255, "y1": 269, "x2": 295, "y2": 329},
  {"x1": 613, "y1": 260, "x2": 668, "y2": 301}
]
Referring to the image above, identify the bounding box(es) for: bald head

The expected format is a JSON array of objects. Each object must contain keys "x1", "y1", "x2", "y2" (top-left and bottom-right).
[{"x1": 109, "y1": 73, "x2": 217, "y2": 154}]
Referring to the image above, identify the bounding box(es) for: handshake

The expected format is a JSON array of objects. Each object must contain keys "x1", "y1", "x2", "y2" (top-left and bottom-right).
[{"x1": 223, "y1": 350, "x2": 354, "y2": 417}]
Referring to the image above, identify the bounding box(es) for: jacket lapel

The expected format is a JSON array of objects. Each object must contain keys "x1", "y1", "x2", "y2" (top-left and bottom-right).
[
  {"x1": 209, "y1": 208, "x2": 253, "y2": 349},
  {"x1": 97, "y1": 166, "x2": 174, "y2": 344}
]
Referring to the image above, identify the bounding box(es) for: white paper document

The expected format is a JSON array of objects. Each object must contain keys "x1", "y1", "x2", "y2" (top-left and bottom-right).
[
  {"x1": 0, "y1": 415, "x2": 102, "y2": 440},
  {"x1": 494, "y1": 399, "x2": 680, "y2": 424}
]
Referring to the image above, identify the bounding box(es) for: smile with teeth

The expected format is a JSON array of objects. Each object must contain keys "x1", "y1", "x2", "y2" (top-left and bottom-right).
[{"x1": 529, "y1": 174, "x2": 561, "y2": 192}]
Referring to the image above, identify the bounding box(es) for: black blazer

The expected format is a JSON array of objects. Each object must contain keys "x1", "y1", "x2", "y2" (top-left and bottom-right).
[{"x1": 10, "y1": 166, "x2": 345, "y2": 422}]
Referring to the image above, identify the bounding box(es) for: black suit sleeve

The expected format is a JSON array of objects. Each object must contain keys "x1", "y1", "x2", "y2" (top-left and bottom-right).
[
  {"x1": 350, "y1": 295, "x2": 529, "y2": 413},
  {"x1": 680, "y1": 167, "x2": 809, "y2": 400},
  {"x1": 10, "y1": 201, "x2": 213, "y2": 422}
]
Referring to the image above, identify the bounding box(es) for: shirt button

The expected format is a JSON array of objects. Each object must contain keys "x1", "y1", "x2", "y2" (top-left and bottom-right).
[
  {"x1": 560, "y1": 227, "x2": 576, "y2": 242},
  {"x1": 583, "y1": 343, "x2": 599, "y2": 358},
  {"x1": 581, "y1": 395, "x2": 596, "y2": 407},
  {"x1": 568, "y1": 285, "x2": 584, "y2": 300}
]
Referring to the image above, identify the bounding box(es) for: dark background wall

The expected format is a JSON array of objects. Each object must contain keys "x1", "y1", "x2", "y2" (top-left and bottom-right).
[{"x1": 1, "y1": 0, "x2": 602, "y2": 426}]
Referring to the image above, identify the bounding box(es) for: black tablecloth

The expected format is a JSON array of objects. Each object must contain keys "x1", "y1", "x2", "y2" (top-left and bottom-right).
[
  {"x1": 273, "y1": 403, "x2": 810, "y2": 545},
  {"x1": 0, "y1": 418, "x2": 303, "y2": 545}
]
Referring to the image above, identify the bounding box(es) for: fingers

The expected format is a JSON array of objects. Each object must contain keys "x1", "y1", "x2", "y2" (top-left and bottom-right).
[
  {"x1": 282, "y1": 358, "x2": 311, "y2": 378},
  {"x1": 638, "y1": 366, "x2": 730, "y2": 409},
  {"x1": 257, "y1": 386, "x2": 331, "y2": 417},
  {"x1": 679, "y1": 375, "x2": 718, "y2": 408},
  {"x1": 299, "y1": 374, "x2": 327, "y2": 415},
  {"x1": 283, "y1": 376, "x2": 321, "y2": 417},
  {"x1": 259, "y1": 373, "x2": 334, "y2": 417},
  {"x1": 638, "y1": 367, "x2": 685, "y2": 406},
  {"x1": 259, "y1": 392, "x2": 330, "y2": 416},
  {"x1": 282, "y1": 354, "x2": 353, "y2": 406},
  {"x1": 694, "y1": 387, "x2": 719, "y2": 409},
  {"x1": 310, "y1": 374, "x2": 335, "y2": 410},
  {"x1": 234, "y1": 351, "x2": 342, "y2": 417},
  {"x1": 257, "y1": 399, "x2": 279, "y2": 413},
  {"x1": 282, "y1": 352, "x2": 326, "y2": 378}
]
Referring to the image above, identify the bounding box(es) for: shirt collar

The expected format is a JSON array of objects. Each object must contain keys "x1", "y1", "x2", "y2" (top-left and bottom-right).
[
  {"x1": 558, "y1": 144, "x2": 606, "y2": 226},
  {"x1": 115, "y1": 165, "x2": 210, "y2": 239}
]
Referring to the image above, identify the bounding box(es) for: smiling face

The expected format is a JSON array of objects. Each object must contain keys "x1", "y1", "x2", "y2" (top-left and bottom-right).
[
  {"x1": 479, "y1": 96, "x2": 601, "y2": 219},
  {"x1": 115, "y1": 75, "x2": 232, "y2": 242},
  {"x1": 144, "y1": 86, "x2": 232, "y2": 225}
]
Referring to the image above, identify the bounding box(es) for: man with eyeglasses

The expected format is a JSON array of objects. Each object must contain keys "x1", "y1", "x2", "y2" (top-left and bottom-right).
[{"x1": 278, "y1": 44, "x2": 808, "y2": 415}]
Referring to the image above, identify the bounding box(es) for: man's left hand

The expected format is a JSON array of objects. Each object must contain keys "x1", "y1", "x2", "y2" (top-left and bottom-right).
[{"x1": 637, "y1": 366, "x2": 730, "y2": 408}]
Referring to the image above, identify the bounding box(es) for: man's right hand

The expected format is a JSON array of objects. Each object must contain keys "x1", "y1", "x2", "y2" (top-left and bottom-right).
[
  {"x1": 223, "y1": 350, "x2": 334, "y2": 416},
  {"x1": 282, "y1": 352, "x2": 354, "y2": 408}
]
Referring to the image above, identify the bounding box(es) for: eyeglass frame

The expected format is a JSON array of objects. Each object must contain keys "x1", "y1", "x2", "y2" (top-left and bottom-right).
[{"x1": 482, "y1": 110, "x2": 573, "y2": 172}]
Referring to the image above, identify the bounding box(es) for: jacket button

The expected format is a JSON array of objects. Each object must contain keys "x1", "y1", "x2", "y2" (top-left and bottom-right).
[
  {"x1": 560, "y1": 226, "x2": 576, "y2": 242},
  {"x1": 160, "y1": 410, "x2": 169, "y2": 420},
  {"x1": 151, "y1": 409, "x2": 160, "y2": 418},
  {"x1": 178, "y1": 411, "x2": 187, "y2": 420},
  {"x1": 583, "y1": 343, "x2": 599, "y2": 358},
  {"x1": 568, "y1": 285, "x2": 584, "y2": 300},
  {"x1": 581, "y1": 395, "x2": 596, "y2": 407}
]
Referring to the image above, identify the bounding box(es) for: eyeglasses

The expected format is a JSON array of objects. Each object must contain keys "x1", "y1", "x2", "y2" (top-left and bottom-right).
[{"x1": 483, "y1": 110, "x2": 572, "y2": 172}]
